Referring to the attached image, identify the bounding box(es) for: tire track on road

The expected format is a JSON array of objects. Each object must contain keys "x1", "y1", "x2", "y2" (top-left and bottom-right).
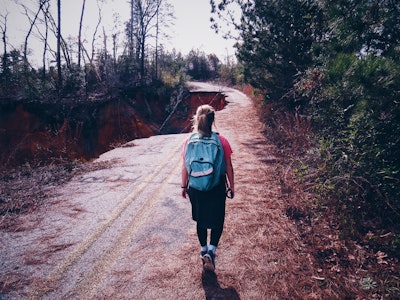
[
  {"x1": 69, "y1": 150, "x2": 183, "y2": 299},
  {"x1": 32, "y1": 136, "x2": 186, "y2": 299}
]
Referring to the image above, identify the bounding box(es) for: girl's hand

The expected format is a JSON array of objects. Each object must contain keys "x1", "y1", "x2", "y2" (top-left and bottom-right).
[{"x1": 226, "y1": 187, "x2": 234, "y2": 199}]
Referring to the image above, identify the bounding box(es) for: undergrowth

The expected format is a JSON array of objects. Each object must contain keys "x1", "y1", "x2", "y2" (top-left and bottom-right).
[{"x1": 244, "y1": 85, "x2": 400, "y2": 299}]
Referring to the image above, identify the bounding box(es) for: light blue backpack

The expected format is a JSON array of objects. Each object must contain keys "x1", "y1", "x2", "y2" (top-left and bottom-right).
[{"x1": 184, "y1": 132, "x2": 226, "y2": 191}]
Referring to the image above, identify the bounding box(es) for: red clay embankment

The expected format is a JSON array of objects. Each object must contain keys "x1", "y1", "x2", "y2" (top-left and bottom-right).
[{"x1": 0, "y1": 90, "x2": 226, "y2": 169}]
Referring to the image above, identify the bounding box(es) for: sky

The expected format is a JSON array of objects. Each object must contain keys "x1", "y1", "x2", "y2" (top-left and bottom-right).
[{"x1": 0, "y1": 0, "x2": 238, "y2": 66}]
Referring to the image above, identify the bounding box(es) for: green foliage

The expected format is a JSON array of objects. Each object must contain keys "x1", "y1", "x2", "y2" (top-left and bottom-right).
[
  {"x1": 294, "y1": 161, "x2": 309, "y2": 183},
  {"x1": 61, "y1": 65, "x2": 85, "y2": 95},
  {"x1": 309, "y1": 53, "x2": 400, "y2": 224},
  {"x1": 360, "y1": 277, "x2": 377, "y2": 291},
  {"x1": 219, "y1": 59, "x2": 243, "y2": 85},
  {"x1": 158, "y1": 51, "x2": 187, "y2": 87},
  {"x1": 185, "y1": 50, "x2": 220, "y2": 81},
  {"x1": 235, "y1": 0, "x2": 325, "y2": 103},
  {"x1": 325, "y1": 0, "x2": 400, "y2": 57}
]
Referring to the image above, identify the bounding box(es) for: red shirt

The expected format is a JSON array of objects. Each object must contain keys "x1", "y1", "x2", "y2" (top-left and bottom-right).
[{"x1": 216, "y1": 134, "x2": 233, "y2": 161}]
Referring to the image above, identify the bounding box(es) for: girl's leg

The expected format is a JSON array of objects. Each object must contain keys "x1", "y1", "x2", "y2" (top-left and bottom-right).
[
  {"x1": 202, "y1": 227, "x2": 223, "y2": 271},
  {"x1": 210, "y1": 227, "x2": 223, "y2": 248},
  {"x1": 196, "y1": 223, "x2": 208, "y2": 247}
]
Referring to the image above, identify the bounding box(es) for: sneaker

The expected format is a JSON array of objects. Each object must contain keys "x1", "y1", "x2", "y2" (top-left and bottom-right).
[
  {"x1": 200, "y1": 250, "x2": 208, "y2": 258},
  {"x1": 202, "y1": 250, "x2": 215, "y2": 271},
  {"x1": 200, "y1": 250, "x2": 208, "y2": 268},
  {"x1": 200, "y1": 251, "x2": 206, "y2": 268}
]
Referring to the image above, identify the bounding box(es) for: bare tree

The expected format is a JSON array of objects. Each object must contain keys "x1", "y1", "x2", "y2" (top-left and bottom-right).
[
  {"x1": 19, "y1": 0, "x2": 48, "y2": 68},
  {"x1": 128, "y1": 0, "x2": 173, "y2": 81},
  {"x1": 41, "y1": 1, "x2": 50, "y2": 76},
  {"x1": 41, "y1": 5, "x2": 72, "y2": 69},
  {"x1": 29, "y1": 4, "x2": 68, "y2": 72},
  {"x1": 140, "y1": 0, "x2": 159, "y2": 80},
  {"x1": 125, "y1": 0, "x2": 163, "y2": 115},
  {"x1": 1, "y1": 11, "x2": 10, "y2": 89},
  {"x1": 78, "y1": 0, "x2": 87, "y2": 68},
  {"x1": 102, "y1": 26, "x2": 109, "y2": 87},
  {"x1": 57, "y1": 0, "x2": 62, "y2": 88},
  {"x1": 112, "y1": 33, "x2": 117, "y2": 66},
  {"x1": 154, "y1": 0, "x2": 174, "y2": 80},
  {"x1": 0, "y1": 12, "x2": 8, "y2": 70},
  {"x1": 128, "y1": 0, "x2": 135, "y2": 58},
  {"x1": 154, "y1": 0, "x2": 160, "y2": 79},
  {"x1": 79, "y1": 1, "x2": 103, "y2": 88},
  {"x1": 110, "y1": 10, "x2": 123, "y2": 67}
]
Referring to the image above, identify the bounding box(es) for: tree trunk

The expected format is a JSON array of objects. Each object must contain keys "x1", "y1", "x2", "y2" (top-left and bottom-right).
[
  {"x1": 112, "y1": 33, "x2": 117, "y2": 66},
  {"x1": 1, "y1": 14, "x2": 7, "y2": 69},
  {"x1": 155, "y1": 3, "x2": 159, "y2": 79},
  {"x1": 57, "y1": 0, "x2": 62, "y2": 90},
  {"x1": 42, "y1": 2, "x2": 50, "y2": 78},
  {"x1": 103, "y1": 27, "x2": 109, "y2": 88},
  {"x1": 22, "y1": 1, "x2": 46, "y2": 67},
  {"x1": 1, "y1": 13, "x2": 9, "y2": 90},
  {"x1": 129, "y1": 0, "x2": 134, "y2": 59},
  {"x1": 78, "y1": 0, "x2": 87, "y2": 68}
]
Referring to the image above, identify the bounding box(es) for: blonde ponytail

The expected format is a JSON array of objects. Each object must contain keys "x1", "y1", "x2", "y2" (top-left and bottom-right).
[{"x1": 193, "y1": 105, "x2": 215, "y2": 137}]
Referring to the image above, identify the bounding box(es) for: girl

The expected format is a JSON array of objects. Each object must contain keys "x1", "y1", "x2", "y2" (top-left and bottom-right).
[{"x1": 181, "y1": 104, "x2": 235, "y2": 271}]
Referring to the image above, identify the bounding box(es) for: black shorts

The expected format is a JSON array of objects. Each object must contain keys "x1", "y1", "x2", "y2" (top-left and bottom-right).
[{"x1": 188, "y1": 179, "x2": 226, "y2": 229}]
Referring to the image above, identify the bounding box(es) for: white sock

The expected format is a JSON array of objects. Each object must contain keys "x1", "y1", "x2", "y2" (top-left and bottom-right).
[
  {"x1": 208, "y1": 244, "x2": 217, "y2": 254},
  {"x1": 201, "y1": 246, "x2": 208, "y2": 252}
]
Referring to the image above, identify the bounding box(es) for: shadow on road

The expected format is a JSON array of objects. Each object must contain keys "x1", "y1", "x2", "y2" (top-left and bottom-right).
[{"x1": 202, "y1": 270, "x2": 241, "y2": 300}]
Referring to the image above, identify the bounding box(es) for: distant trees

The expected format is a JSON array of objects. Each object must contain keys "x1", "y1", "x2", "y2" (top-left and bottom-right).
[
  {"x1": 125, "y1": 0, "x2": 174, "y2": 82},
  {"x1": 0, "y1": 0, "x2": 241, "y2": 103},
  {"x1": 185, "y1": 50, "x2": 219, "y2": 80},
  {"x1": 0, "y1": 0, "x2": 176, "y2": 100}
]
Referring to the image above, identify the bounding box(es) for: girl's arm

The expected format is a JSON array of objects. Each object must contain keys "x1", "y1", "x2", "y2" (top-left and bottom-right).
[
  {"x1": 225, "y1": 156, "x2": 235, "y2": 198},
  {"x1": 181, "y1": 160, "x2": 188, "y2": 199}
]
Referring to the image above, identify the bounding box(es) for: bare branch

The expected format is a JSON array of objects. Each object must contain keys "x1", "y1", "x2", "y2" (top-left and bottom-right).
[
  {"x1": 89, "y1": 0, "x2": 102, "y2": 64},
  {"x1": 19, "y1": 0, "x2": 48, "y2": 63},
  {"x1": 78, "y1": 0, "x2": 87, "y2": 67},
  {"x1": 0, "y1": 12, "x2": 9, "y2": 56}
]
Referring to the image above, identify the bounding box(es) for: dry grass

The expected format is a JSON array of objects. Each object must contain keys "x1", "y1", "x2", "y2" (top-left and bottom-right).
[{"x1": 0, "y1": 272, "x2": 33, "y2": 295}]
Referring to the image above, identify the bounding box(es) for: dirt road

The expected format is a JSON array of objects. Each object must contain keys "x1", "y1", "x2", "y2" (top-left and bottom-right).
[{"x1": 1, "y1": 83, "x2": 321, "y2": 299}]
